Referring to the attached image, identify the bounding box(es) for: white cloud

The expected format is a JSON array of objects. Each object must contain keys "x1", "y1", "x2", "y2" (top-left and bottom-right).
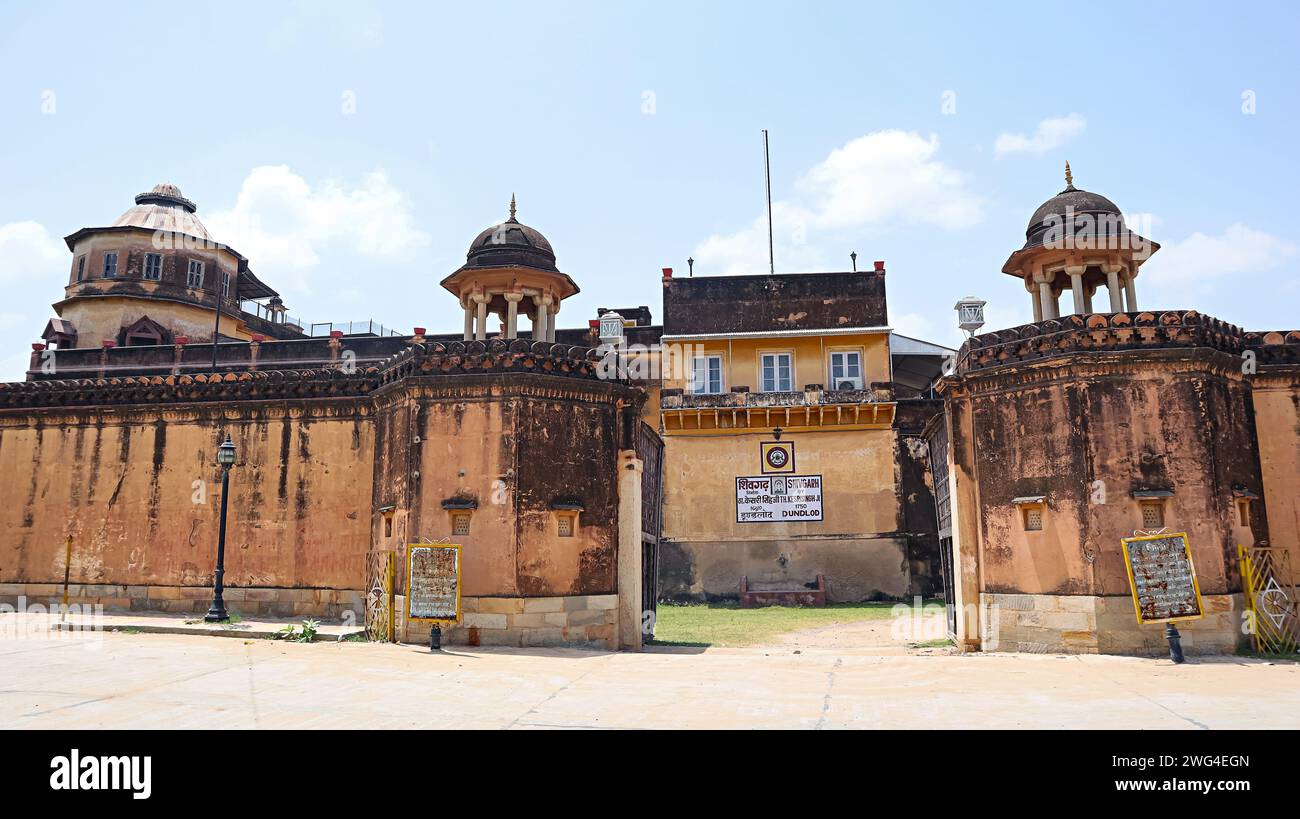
[
  {"x1": 0, "y1": 221, "x2": 65, "y2": 283},
  {"x1": 1141, "y1": 223, "x2": 1297, "y2": 289},
  {"x1": 994, "y1": 114, "x2": 1086, "y2": 156},
  {"x1": 693, "y1": 131, "x2": 984, "y2": 276},
  {"x1": 207, "y1": 166, "x2": 430, "y2": 293}
]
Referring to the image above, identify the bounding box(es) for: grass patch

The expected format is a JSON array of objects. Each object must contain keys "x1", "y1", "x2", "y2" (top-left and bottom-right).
[
  {"x1": 909, "y1": 638, "x2": 955, "y2": 649},
  {"x1": 649, "y1": 601, "x2": 904, "y2": 647}
]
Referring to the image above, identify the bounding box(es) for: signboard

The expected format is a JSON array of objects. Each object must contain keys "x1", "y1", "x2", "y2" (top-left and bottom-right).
[
  {"x1": 760, "y1": 441, "x2": 795, "y2": 474},
  {"x1": 1121, "y1": 533, "x2": 1205, "y2": 624},
  {"x1": 736, "y1": 475, "x2": 823, "y2": 523},
  {"x1": 407, "y1": 544, "x2": 461, "y2": 623}
]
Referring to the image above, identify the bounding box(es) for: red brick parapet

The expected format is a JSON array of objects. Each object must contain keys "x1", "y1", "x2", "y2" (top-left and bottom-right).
[{"x1": 956, "y1": 310, "x2": 1299, "y2": 374}]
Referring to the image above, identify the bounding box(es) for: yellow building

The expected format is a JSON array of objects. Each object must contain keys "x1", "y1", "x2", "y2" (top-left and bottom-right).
[{"x1": 653, "y1": 267, "x2": 950, "y2": 602}]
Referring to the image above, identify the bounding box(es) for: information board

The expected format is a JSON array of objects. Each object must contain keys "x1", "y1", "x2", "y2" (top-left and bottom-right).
[
  {"x1": 1121, "y1": 533, "x2": 1204, "y2": 624},
  {"x1": 736, "y1": 475, "x2": 823, "y2": 523},
  {"x1": 407, "y1": 544, "x2": 461, "y2": 623}
]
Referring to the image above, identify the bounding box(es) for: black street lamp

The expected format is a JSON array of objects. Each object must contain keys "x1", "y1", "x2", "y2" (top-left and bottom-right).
[{"x1": 204, "y1": 434, "x2": 238, "y2": 623}]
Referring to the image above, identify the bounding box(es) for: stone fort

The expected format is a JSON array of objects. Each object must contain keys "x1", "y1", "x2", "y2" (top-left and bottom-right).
[{"x1": 1, "y1": 171, "x2": 1296, "y2": 655}]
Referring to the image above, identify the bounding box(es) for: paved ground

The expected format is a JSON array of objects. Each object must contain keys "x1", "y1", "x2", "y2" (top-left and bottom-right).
[{"x1": 2, "y1": 617, "x2": 1297, "y2": 729}]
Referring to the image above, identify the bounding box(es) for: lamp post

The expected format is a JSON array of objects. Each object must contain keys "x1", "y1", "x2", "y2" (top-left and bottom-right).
[{"x1": 204, "y1": 435, "x2": 238, "y2": 623}]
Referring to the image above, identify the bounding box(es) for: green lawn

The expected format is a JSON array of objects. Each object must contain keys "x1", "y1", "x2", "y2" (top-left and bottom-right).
[{"x1": 649, "y1": 601, "x2": 907, "y2": 647}]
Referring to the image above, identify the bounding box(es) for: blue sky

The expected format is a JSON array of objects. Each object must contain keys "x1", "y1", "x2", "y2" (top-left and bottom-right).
[{"x1": 0, "y1": 0, "x2": 1297, "y2": 379}]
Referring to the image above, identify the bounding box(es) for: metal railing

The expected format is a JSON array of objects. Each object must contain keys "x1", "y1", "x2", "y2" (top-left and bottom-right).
[{"x1": 309, "y1": 320, "x2": 403, "y2": 337}]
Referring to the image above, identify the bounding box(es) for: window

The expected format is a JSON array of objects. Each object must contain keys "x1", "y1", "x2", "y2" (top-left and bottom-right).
[
  {"x1": 383, "y1": 515, "x2": 393, "y2": 538},
  {"x1": 1140, "y1": 502, "x2": 1164, "y2": 529},
  {"x1": 452, "y1": 513, "x2": 471, "y2": 536},
  {"x1": 221, "y1": 272, "x2": 232, "y2": 300},
  {"x1": 102, "y1": 252, "x2": 118, "y2": 278},
  {"x1": 760, "y1": 352, "x2": 793, "y2": 392},
  {"x1": 1023, "y1": 506, "x2": 1043, "y2": 531},
  {"x1": 187, "y1": 259, "x2": 204, "y2": 288},
  {"x1": 690, "y1": 355, "x2": 723, "y2": 394},
  {"x1": 143, "y1": 253, "x2": 163, "y2": 280},
  {"x1": 829, "y1": 350, "x2": 863, "y2": 390},
  {"x1": 1236, "y1": 499, "x2": 1251, "y2": 527},
  {"x1": 557, "y1": 513, "x2": 576, "y2": 537},
  {"x1": 76, "y1": 256, "x2": 86, "y2": 281}
]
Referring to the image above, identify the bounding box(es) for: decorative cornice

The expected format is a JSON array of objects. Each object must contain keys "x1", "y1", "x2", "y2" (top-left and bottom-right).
[
  {"x1": 955, "y1": 310, "x2": 1294, "y2": 376},
  {"x1": 1, "y1": 339, "x2": 631, "y2": 412}
]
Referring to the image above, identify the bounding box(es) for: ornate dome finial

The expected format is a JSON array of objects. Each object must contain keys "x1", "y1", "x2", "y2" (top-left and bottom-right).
[
  {"x1": 509, "y1": 193, "x2": 517, "y2": 222},
  {"x1": 1064, "y1": 161, "x2": 1074, "y2": 190}
]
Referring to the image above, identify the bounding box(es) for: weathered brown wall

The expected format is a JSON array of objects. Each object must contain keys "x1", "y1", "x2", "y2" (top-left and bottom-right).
[
  {"x1": 0, "y1": 402, "x2": 374, "y2": 591},
  {"x1": 961, "y1": 351, "x2": 1266, "y2": 598},
  {"x1": 373, "y1": 375, "x2": 632, "y2": 600}
]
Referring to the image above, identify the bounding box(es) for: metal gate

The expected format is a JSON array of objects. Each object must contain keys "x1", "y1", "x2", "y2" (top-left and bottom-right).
[
  {"x1": 926, "y1": 417, "x2": 957, "y2": 639},
  {"x1": 365, "y1": 550, "x2": 395, "y2": 643},
  {"x1": 637, "y1": 422, "x2": 664, "y2": 640},
  {"x1": 1239, "y1": 544, "x2": 1298, "y2": 654}
]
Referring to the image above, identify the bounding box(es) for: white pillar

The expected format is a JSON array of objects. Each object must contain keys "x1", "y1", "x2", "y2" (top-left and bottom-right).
[
  {"x1": 1031, "y1": 287, "x2": 1042, "y2": 322},
  {"x1": 1083, "y1": 286, "x2": 1094, "y2": 314},
  {"x1": 1038, "y1": 280, "x2": 1056, "y2": 320},
  {"x1": 474, "y1": 298, "x2": 487, "y2": 341},
  {"x1": 616, "y1": 449, "x2": 644, "y2": 651},
  {"x1": 1068, "y1": 265, "x2": 1086, "y2": 315},
  {"x1": 1105, "y1": 264, "x2": 1123, "y2": 312},
  {"x1": 547, "y1": 301, "x2": 559, "y2": 342},
  {"x1": 1125, "y1": 273, "x2": 1138, "y2": 312},
  {"x1": 463, "y1": 304, "x2": 474, "y2": 341},
  {"x1": 504, "y1": 293, "x2": 522, "y2": 339},
  {"x1": 534, "y1": 299, "x2": 549, "y2": 342}
]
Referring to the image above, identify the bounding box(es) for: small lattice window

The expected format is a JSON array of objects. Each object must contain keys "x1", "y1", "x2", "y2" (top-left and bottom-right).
[
  {"x1": 452, "y1": 513, "x2": 471, "y2": 536},
  {"x1": 1141, "y1": 502, "x2": 1164, "y2": 529},
  {"x1": 1023, "y1": 506, "x2": 1043, "y2": 531},
  {"x1": 557, "y1": 514, "x2": 575, "y2": 537}
]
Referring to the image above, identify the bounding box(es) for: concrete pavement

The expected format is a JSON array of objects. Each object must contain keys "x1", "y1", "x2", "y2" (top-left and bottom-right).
[{"x1": 1, "y1": 626, "x2": 1297, "y2": 729}]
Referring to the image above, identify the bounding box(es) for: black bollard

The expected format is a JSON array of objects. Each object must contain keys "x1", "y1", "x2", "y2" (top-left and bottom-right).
[
  {"x1": 1165, "y1": 622, "x2": 1185, "y2": 664},
  {"x1": 429, "y1": 624, "x2": 442, "y2": 652}
]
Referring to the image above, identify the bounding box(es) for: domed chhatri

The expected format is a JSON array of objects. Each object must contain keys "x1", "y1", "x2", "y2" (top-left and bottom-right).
[
  {"x1": 1002, "y1": 163, "x2": 1159, "y2": 322},
  {"x1": 1021, "y1": 162, "x2": 1128, "y2": 250},
  {"x1": 441, "y1": 195, "x2": 580, "y2": 343},
  {"x1": 464, "y1": 193, "x2": 558, "y2": 273}
]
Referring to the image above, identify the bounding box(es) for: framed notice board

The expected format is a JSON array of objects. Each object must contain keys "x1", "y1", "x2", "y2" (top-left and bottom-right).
[
  {"x1": 407, "y1": 543, "x2": 461, "y2": 624},
  {"x1": 1120, "y1": 533, "x2": 1205, "y2": 625}
]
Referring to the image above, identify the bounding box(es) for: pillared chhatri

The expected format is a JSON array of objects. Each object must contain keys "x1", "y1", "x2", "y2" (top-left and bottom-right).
[{"x1": 1, "y1": 169, "x2": 1297, "y2": 656}]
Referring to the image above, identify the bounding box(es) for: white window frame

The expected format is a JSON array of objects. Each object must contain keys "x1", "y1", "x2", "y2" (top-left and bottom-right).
[
  {"x1": 187, "y1": 259, "x2": 204, "y2": 288},
  {"x1": 221, "y1": 271, "x2": 232, "y2": 299},
  {"x1": 828, "y1": 349, "x2": 864, "y2": 390},
  {"x1": 76, "y1": 255, "x2": 86, "y2": 281},
  {"x1": 689, "y1": 354, "x2": 724, "y2": 395},
  {"x1": 759, "y1": 351, "x2": 794, "y2": 393},
  {"x1": 102, "y1": 251, "x2": 118, "y2": 278},
  {"x1": 143, "y1": 253, "x2": 163, "y2": 280}
]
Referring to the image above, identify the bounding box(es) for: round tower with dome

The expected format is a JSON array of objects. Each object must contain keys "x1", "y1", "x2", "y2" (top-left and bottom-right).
[{"x1": 45, "y1": 183, "x2": 301, "y2": 350}]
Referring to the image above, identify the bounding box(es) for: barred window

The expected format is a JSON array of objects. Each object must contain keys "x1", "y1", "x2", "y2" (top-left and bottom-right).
[
  {"x1": 143, "y1": 253, "x2": 163, "y2": 280},
  {"x1": 452, "y1": 513, "x2": 471, "y2": 536}
]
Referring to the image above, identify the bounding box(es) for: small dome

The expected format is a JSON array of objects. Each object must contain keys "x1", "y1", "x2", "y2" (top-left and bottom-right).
[
  {"x1": 464, "y1": 195, "x2": 558, "y2": 272},
  {"x1": 113, "y1": 182, "x2": 213, "y2": 242},
  {"x1": 1021, "y1": 163, "x2": 1127, "y2": 249}
]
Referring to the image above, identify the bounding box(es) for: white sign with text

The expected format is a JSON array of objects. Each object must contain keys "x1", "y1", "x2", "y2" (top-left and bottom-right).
[{"x1": 735, "y1": 475, "x2": 823, "y2": 523}]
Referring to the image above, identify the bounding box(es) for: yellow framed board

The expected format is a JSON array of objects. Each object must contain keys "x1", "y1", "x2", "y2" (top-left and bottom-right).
[
  {"x1": 1120, "y1": 532, "x2": 1205, "y2": 625},
  {"x1": 406, "y1": 543, "x2": 461, "y2": 625}
]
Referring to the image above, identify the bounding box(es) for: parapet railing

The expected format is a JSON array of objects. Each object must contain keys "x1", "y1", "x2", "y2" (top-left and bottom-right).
[{"x1": 1, "y1": 340, "x2": 617, "y2": 410}]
